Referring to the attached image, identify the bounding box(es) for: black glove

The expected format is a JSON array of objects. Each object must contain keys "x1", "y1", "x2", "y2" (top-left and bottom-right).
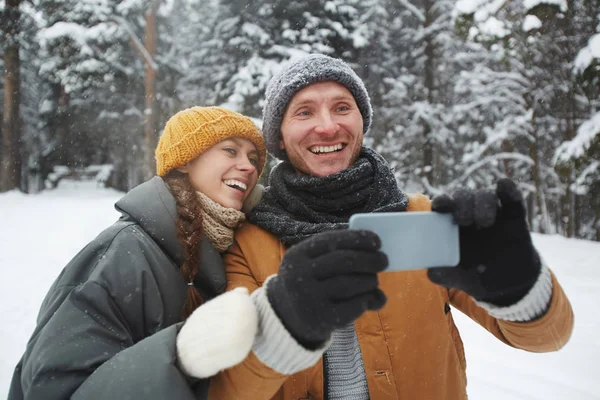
[
  {"x1": 267, "y1": 230, "x2": 388, "y2": 349},
  {"x1": 428, "y1": 179, "x2": 541, "y2": 306}
]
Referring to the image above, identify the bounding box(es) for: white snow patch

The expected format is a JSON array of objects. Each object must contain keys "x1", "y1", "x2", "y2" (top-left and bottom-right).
[
  {"x1": 523, "y1": 15, "x2": 543, "y2": 31},
  {"x1": 479, "y1": 17, "x2": 510, "y2": 38}
]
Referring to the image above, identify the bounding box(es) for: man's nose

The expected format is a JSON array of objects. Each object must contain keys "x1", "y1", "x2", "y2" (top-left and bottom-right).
[{"x1": 314, "y1": 111, "x2": 339, "y2": 136}]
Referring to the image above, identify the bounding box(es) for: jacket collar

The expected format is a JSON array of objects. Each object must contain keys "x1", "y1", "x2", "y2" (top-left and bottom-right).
[{"x1": 115, "y1": 176, "x2": 226, "y2": 296}]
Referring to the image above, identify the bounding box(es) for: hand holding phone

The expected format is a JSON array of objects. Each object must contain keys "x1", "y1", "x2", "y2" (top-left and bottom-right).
[{"x1": 348, "y1": 212, "x2": 460, "y2": 272}]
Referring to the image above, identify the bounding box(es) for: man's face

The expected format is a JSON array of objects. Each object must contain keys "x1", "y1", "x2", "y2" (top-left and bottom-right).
[{"x1": 280, "y1": 81, "x2": 363, "y2": 177}]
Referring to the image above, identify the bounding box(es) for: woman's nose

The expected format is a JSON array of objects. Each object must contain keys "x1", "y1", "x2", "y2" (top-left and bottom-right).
[{"x1": 237, "y1": 157, "x2": 256, "y2": 173}]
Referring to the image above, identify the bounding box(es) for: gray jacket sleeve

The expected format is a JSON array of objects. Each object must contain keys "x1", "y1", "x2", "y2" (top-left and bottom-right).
[
  {"x1": 72, "y1": 324, "x2": 207, "y2": 399},
  {"x1": 13, "y1": 226, "x2": 204, "y2": 400}
]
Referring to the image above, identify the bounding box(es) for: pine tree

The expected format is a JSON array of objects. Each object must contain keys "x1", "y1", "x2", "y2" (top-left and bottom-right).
[
  {"x1": 450, "y1": 0, "x2": 600, "y2": 236},
  {"x1": 213, "y1": 0, "x2": 369, "y2": 118},
  {"x1": 369, "y1": 0, "x2": 462, "y2": 194}
]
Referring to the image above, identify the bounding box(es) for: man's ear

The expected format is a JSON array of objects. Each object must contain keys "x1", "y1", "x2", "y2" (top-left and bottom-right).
[{"x1": 176, "y1": 164, "x2": 190, "y2": 174}]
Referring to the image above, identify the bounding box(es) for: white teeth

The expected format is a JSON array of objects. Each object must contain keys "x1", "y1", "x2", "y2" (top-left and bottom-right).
[
  {"x1": 224, "y1": 179, "x2": 247, "y2": 192},
  {"x1": 310, "y1": 143, "x2": 343, "y2": 154}
]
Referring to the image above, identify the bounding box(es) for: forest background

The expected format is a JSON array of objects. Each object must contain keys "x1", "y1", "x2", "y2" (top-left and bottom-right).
[{"x1": 1, "y1": 0, "x2": 599, "y2": 240}]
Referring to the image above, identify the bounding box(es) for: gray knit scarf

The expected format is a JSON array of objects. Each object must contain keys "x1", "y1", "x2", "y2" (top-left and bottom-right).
[{"x1": 249, "y1": 147, "x2": 409, "y2": 246}]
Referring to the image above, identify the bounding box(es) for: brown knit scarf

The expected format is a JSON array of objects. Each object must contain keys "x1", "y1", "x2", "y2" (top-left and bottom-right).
[{"x1": 196, "y1": 191, "x2": 246, "y2": 252}]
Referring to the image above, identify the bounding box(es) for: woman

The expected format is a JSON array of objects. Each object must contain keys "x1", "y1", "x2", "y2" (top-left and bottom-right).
[{"x1": 8, "y1": 106, "x2": 267, "y2": 400}]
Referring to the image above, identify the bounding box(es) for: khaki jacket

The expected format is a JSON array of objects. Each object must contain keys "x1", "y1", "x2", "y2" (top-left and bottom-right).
[{"x1": 209, "y1": 194, "x2": 574, "y2": 400}]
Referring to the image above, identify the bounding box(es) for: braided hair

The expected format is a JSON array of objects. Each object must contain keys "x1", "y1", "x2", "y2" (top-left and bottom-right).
[{"x1": 163, "y1": 171, "x2": 205, "y2": 320}]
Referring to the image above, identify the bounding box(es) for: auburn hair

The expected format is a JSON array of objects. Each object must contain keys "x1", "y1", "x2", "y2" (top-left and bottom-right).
[{"x1": 163, "y1": 171, "x2": 205, "y2": 320}]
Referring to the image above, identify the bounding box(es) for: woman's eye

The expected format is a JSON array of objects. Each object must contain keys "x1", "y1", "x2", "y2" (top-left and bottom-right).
[
  {"x1": 297, "y1": 110, "x2": 310, "y2": 117},
  {"x1": 337, "y1": 106, "x2": 349, "y2": 112},
  {"x1": 224, "y1": 148, "x2": 236, "y2": 155},
  {"x1": 249, "y1": 158, "x2": 259, "y2": 167}
]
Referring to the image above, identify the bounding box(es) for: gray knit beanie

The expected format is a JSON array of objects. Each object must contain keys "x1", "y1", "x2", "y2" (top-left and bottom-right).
[{"x1": 262, "y1": 54, "x2": 373, "y2": 161}]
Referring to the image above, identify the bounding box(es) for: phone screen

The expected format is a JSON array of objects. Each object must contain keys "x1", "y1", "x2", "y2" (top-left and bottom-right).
[{"x1": 348, "y1": 212, "x2": 460, "y2": 271}]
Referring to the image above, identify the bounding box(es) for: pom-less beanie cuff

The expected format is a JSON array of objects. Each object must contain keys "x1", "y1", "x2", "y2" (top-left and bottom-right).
[{"x1": 262, "y1": 54, "x2": 372, "y2": 161}]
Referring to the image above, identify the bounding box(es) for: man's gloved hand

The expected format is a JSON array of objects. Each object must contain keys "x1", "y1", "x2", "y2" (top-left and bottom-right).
[
  {"x1": 267, "y1": 230, "x2": 388, "y2": 349},
  {"x1": 428, "y1": 178, "x2": 541, "y2": 306}
]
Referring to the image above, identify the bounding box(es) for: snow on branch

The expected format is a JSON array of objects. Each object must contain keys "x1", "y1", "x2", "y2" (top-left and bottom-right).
[
  {"x1": 456, "y1": 152, "x2": 534, "y2": 183},
  {"x1": 455, "y1": 0, "x2": 507, "y2": 22},
  {"x1": 555, "y1": 111, "x2": 600, "y2": 163},
  {"x1": 39, "y1": 22, "x2": 89, "y2": 48},
  {"x1": 574, "y1": 34, "x2": 600, "y2": 74},
  {"x1": 573, "y1": 161, "x2": 600, "y2": 195},
  {"x1": 396, "y1": 0, "x2": 425, "y2": 23},
  {"x1": 523, "y1": 0, "x2": 567, "y2": 13}
]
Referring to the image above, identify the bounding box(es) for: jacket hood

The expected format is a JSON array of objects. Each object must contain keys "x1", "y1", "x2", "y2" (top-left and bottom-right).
[{"x1": 115, "y1": 176, "x2": 226, "y2": 296}]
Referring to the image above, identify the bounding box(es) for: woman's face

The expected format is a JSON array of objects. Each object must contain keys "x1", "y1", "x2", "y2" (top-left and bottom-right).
[{"x1": 177, "y1": 137, "x2": 260, "y2": 210}]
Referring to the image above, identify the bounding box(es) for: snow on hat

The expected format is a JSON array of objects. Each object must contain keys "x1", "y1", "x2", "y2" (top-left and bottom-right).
[{"x1": 262, "y1": 54, "x2": 373, "y2": 161}]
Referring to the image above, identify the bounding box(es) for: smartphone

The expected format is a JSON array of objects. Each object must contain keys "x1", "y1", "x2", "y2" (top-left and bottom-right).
[{"x1": 348, "y1": 211, "x2": 460, "y2": 272}]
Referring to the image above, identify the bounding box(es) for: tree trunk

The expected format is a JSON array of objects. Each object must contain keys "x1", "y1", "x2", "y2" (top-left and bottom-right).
[
  {"x1": 1, "y1": 0, "x2": 22, "y2": 192},
  {"x1": 563, "y1": 91, "x2": 578, "y2": 238},
  {"x1": 528, "y1": 111, "x2": 552, "y2": 233},
  {"x1": 143, "y1": 1, "x2": 160, "y2": 180},
  {"x1": 566, "y1": 167, "x2": 576, "y2": 237},
  {"x1": 422, "y1": 0, "x2": 436, "y2": 187},
  {"x1": 56, "y1": 85, "x2": 70, "y2": 166}
]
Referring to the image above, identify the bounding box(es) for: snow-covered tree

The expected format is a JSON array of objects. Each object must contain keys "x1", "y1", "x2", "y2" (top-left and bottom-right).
[
  {"x1": 367, "y1": 0, "x2": 462, "y2": 194},
  {"x1": 449, "y1": 0, "x2": 599, "y2": 237},
  {"x1": 209, "y1": 0, "x2": 370, "y2": 118}
]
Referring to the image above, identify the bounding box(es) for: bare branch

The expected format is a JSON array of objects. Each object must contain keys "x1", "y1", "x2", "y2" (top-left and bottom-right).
[{"x1": 110, "y1": 16, "x2": 158, "y2": 71}]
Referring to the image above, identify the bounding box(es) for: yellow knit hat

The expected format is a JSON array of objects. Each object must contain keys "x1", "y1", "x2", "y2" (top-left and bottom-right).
[{"x1": 155, "y1": 106, "x2": 267, "y2": 177}]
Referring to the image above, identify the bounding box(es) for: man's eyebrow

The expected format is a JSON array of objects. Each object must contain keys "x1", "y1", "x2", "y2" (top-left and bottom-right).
[
  {"x1": 288, "y1": 99, "x2": 315, "y2": 108},
  {"x1": 290, "y1": 95, "x2": 354, "y2": 107},
  {"x1": 332, "y1": 95, "x2": 354, "y2": 102}
]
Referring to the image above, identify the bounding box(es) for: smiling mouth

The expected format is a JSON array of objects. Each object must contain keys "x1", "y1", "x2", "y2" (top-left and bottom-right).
[
  {"x1": 309, "y1": 143, "x2": 345, "y2": 155},
  {"x1": 223, "y1": 179, "x2": 247, "y2": 193}
]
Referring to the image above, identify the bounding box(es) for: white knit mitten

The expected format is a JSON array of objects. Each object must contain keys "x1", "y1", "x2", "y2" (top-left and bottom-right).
[{"x1": 176, "y1": 287, "x2": 258, "y2": 378}]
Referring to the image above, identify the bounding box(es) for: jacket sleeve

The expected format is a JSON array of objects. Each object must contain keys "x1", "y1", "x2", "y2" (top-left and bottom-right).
[
  {"x1": 14, "y1": 231, "x2": 203, "y2": 400},
  {"x1": 409, "y1": 192, "x2": 574, "y2": 352},
  {"x1": 208, "y1": 236, "x2": 330, "y2": 400},
  {"x1": 208, "y1": 239, "x2": 289, "y2": 400},
  {"x1": 449, "y1": 270, "x2": 574, "y2": 352},
  {"x1": 72, "y1": 323, "x2": 208, "y2": 399}
]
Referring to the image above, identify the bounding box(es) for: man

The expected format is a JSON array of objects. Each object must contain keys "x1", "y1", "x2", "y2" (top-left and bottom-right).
[{"x1": 208, "y1": 54, "x2": 573, "y2": 399}]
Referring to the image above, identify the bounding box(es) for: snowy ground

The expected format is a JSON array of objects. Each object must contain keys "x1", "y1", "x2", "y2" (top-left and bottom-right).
[{"x1": 1, "y1": 181, "x2": 598, "y2": 399}]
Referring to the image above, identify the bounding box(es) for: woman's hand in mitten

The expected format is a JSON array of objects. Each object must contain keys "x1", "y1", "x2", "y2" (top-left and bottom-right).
[{"x1": 176, "y1": 287, "x2": 257, "y2": 378}]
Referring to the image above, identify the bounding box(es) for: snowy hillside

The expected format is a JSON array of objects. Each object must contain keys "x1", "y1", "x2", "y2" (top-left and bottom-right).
[{"x1": 1, "y1": 182, "x2": 598, "y2": 399}]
